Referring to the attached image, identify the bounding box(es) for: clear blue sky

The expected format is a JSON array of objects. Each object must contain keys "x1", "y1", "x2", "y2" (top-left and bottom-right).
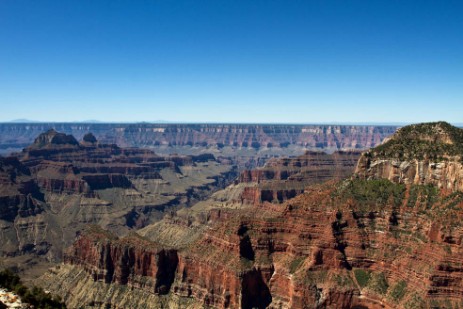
[{"x1": 0, "y1": 0, "x2": 462, "y2": 123}]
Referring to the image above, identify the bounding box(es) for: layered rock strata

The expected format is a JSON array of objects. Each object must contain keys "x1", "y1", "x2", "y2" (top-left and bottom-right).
[
  {"x1": 0, "y1": 130, "x2": 236, "y2": 274},
  {"x1": 37, "y1": 122, "x2": 463, "y2": 308},
  {"x1": 238, "y1": 150, "x2": 361, "y2": 205},
  {"x1": 0, "y1": 123, "x2": 397, "y2": 153}
]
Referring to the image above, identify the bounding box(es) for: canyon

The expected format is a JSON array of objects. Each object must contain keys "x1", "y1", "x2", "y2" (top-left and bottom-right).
[
  {"x1": 0, "y1": 129, "x2": 236, "y2": 277},
  {"x1": 34, "y1": 122, "x2": 463, "y2": 308},
  {"x1": 0, "y1": 124, "x2": 396, "y2": 171}
]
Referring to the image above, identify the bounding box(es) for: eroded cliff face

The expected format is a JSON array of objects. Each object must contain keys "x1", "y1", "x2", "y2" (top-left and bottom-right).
[
  {"x1": 238, "y1": 150, "x2": 361, "y2": 205},
  {"x1": 355, "y1": 122, "x2": 463, "y2": 192},
  {"x1": 36, "y1": 122, "x2": 463, "y2": 308},
  {"x1": 355, "y1": 155, "x2": 463, "y2": 192},
  {"x1": 0, "y1": 156, "x2": 51, "y2": 257},
  {"x1": 240, "y1": 151, "x2": 361, "y2": 183},
  {"x1": 0, "y1": 123, "x2": 396, "y2": 153}
]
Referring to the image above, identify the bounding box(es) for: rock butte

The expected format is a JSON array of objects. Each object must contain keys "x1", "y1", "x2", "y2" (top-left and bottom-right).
[{"x1": 33, "y1": 122, "x2": 463, "y2": 308}]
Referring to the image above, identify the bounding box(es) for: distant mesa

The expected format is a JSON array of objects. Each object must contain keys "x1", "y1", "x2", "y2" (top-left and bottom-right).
[
  {"x1": 78, "y1": 120, "x2": 102, "y2": 123},
  {"x1": 29, "y1": 130, "x2": 100, "y2": 150},
  {"x1": 9, "y1": 119, "x2": 42, "y2": 123},
  {"x1": 82, "y1": 132, "x2": 98, "y2": 145},
  {"x1": 31, "y1": 129, "x2": 79, "y2": 148}
]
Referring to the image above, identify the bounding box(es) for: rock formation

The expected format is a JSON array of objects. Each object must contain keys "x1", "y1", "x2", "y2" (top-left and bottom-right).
[
  {"x1": 36, "y1": 122, "x2": 463, "y2": 308},
  {"x1": 0, "y1": 156, "x2": 49, "y2": 257},
  {"x1": 356, "y1": 121, "x2": 463, "y2": 191},
  {"x1": 238, "y1": 150, "x2": 361, "y2": 205}
]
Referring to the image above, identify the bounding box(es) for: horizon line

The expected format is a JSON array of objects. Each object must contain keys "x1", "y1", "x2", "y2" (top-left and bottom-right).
[
  {"x1": 1, "y1": 120, "x2": 462, "y2": 126},
  {"x1": 0, "y1": 120, "x2": 411, "y2": 126}
]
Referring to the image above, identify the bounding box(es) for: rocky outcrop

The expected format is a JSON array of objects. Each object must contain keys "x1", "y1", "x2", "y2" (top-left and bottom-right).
[
  {"x1": 240, "y1": 150, "x2": 361, "y2": 184},
  {"x1": 356, "y1": 122, "x2": 463, "y2": 192},
  {"x1": 356, "y1": 156, "x2": 463, "y2": 192},
  {"x1": 31, "y1": 129, "x2": 79, "y2": 148},
  {"x1": 47, "y1": 224, "x2": 268, "y2": 308},
  {"x1": 238, "y1": 150, "x2": 361, "y2": 205},
  {"x1": 82, "y1": 133, "x2": 98, "y2": 145},
  {"x1": 0, "y1": 156, "x2": 50, "y2": 257},
  {"x1": 64, "y1": 228, "x2": 178, "y2": 292}
]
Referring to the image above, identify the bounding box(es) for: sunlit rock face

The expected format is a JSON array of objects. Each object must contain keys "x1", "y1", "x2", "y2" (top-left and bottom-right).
[
  {"x1": 238, "y1": 150, "x2": 361, "y2": 205},
  {"x1": 35, "y1": 122, "x2": 463, "y2": 308},
  {"x1": 356, "y1": 121, "x2": 463, "y2": 192}
]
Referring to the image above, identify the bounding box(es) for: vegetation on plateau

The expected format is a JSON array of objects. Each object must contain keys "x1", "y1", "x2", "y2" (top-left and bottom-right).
[
  {"x1": 372, "y1": 122, "x2": 463, "y2": 161},
  {"x1": 390, "y1": 280, "x2": 407, "y2": 302},
  {"x1": 354, "y1": 268, "x2": 371, "y2": 288},
  {"x1": 334, "y1": 179, "x2": 405, "y2": 211}
]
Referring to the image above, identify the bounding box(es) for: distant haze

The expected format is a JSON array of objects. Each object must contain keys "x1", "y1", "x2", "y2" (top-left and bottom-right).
[{"x1": 4, "y1": 120, "x2": 462, "y2": 127}]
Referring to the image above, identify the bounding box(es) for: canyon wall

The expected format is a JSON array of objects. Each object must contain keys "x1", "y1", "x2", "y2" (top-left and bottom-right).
[
  {"x1": 0, "y1": 123, "x2": 397, "y2": 154},
  {"x1": 238, "y1": 150, "x2": 361, "y2": 205}
]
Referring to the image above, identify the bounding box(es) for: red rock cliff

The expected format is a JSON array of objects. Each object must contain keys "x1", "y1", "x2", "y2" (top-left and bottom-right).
[{"x1": 38, "y1": 122, "x2": 463, "y2": 309}]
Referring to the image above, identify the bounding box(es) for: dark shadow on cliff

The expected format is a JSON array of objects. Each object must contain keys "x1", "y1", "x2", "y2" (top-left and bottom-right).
[
  {"x1": 238, "y1": 224, "x2": 255, "y2": 261},
  {"x1": 241, "y1": 269, "x2": 272, "y2": 309},
  {"x1": 155, "y1": 250, "x2": 179, "y2": 295},
  {"x1": 103, "y1": 243, "x2": 114, "y2": 283}
]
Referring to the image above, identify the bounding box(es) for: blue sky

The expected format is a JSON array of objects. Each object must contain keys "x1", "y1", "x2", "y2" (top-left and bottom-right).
[{"x1": 0, "y1": 0, "x2": 462, "y2": 123}]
